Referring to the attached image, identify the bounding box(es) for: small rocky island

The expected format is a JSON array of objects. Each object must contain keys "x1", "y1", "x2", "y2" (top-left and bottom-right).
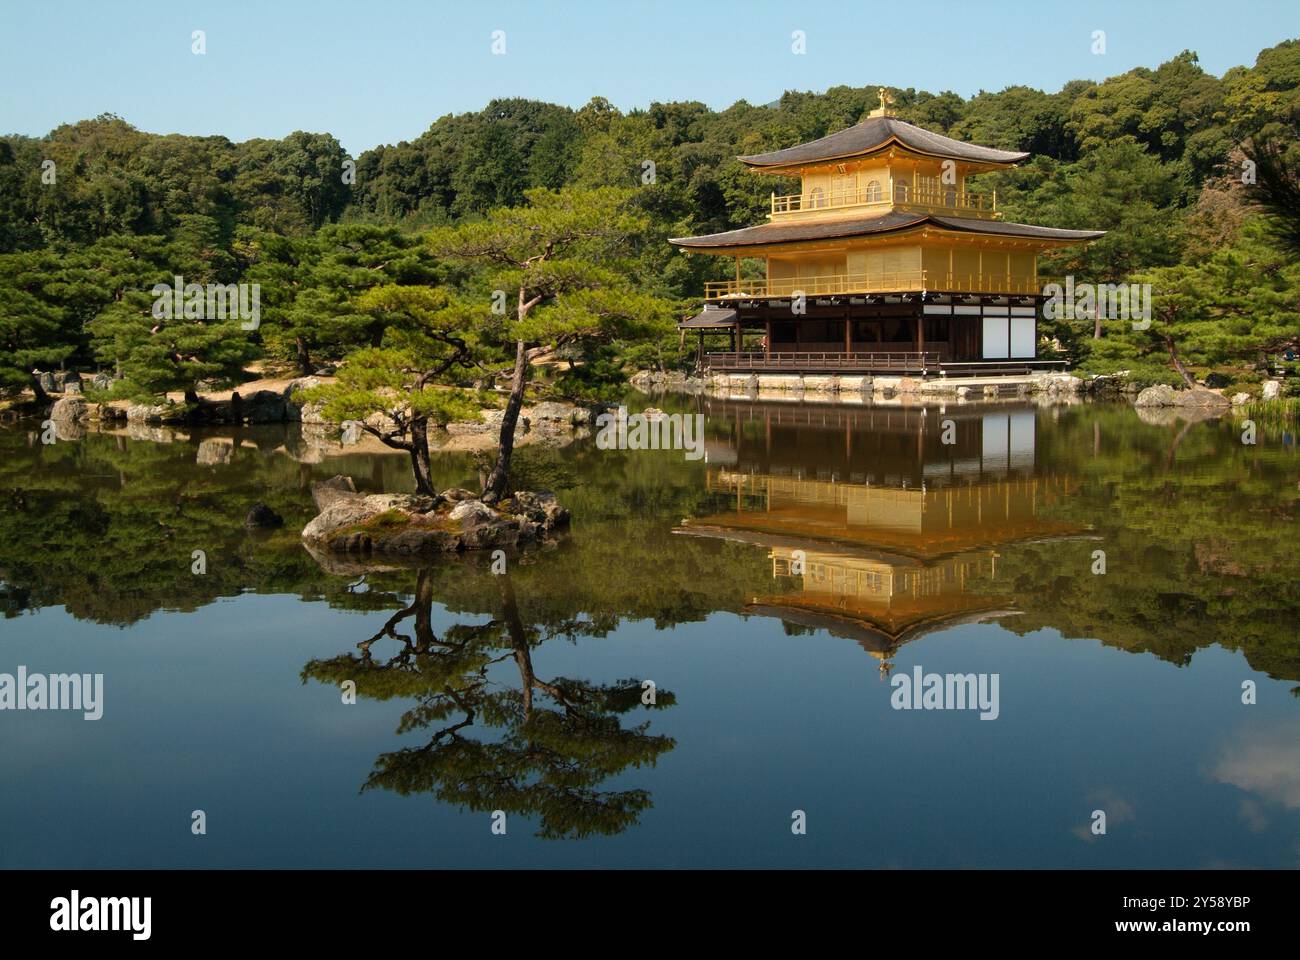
[{"x1": 302, "y1": 476, "x2": 570, "y2": 558}]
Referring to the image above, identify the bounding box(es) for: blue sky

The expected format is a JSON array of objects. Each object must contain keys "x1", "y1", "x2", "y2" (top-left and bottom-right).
[{"x1": 0, "y1": 1, "x2": 1295, "y2": 155}]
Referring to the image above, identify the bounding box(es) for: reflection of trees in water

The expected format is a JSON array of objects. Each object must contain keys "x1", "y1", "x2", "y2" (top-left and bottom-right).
[{"x1": 301, "y1": 569, "x2": 676, "y2": 839}]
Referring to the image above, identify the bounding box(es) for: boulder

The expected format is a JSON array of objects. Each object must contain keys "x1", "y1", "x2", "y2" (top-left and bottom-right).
[
  {"x1": 127, "y1": 403, "x2": 171, "y2": 423},
  {"x1": 301, "y1": 493, "x2": 426, "y2": 542},
  {"x1": 282, "y1": 378, "x2": 321, "y2": 422},
  {"x1": 297, "y1": 400, "x2": 327, "y2": 425},
  {"x1": 363, "y1": 410, "x2": 400, "y2": 435},
  {"x1": 1134, "y1": 384, "x2": 1176, "y2": 407},
  {"x1": 339, "y1": 420, "x2": 363, "y2": 445},
  {"x1": 1173, "y1": 388, "x2": 1230, "y2": 408},
  {"x1": 1262, "y1": 380, "x2": 1282, "y2": 401},
  {"x1": 311, "y1": 475, "x2": 359, "y2": 512},
  {"x1": 37, "y1": 371, "x2": 57, "y2": 394},
  {"x1": 529, "y1": 401, "x2": 578, "y2": 423},
  {"x1": 239, "y1": 389, "x2": 288, "y2": 424},
  {"x1": 245, "y1": 504, "x2": 284, "y2": 528},
  {"x1": 314, "y1": 365, "x2": 337, "y2": 377},
  {"x1": 507, "y1": 490, "x2": 571, "y2": 528},
  {"x1": 449, "y1": 499, "x2": 497, "y2": 528},
  {"x1": 440, "y1": 487, "x2": 479, "y2": 502},
  {"x1": 956, "y1": 386, "x2": 971, "y2": 400},
  {"x1": 49, "y1": 396, "x2": 89, "y2": 422},
  {"x1": 1232, "y1": 392, "x2": 1252, "y2": 406}
]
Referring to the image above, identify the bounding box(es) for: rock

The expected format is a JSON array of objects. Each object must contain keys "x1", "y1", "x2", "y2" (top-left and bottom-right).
[
  {"x1": 239, "y1": 389, "x2": 287, "y2": 424},
  {"x1": 956, "y1": 386, "x2": 971, "y2": 400},
  {"x1": 244, "y1": 504, "x2": 284, "y2": 528},
  {"x1": 529, "y1": 401, "x2": 578, "y2": 423},
  {"x1": 1134, "y1": 384, "x2": 1176, "y2": 407},
  {"x1": 374, "y1": 527, "x2": 461, "y2": 555},
  {"x1": 461, "y1": 516, "x2": 525, "y2": 550},
  {"x1": 440, "y1": 487, "x2": 479, "y2": 502},
  {"x1": 339, "y1": 420, "x2": 364, "y2": 445},
  {"x1": 37, "y1": 372, "x2": 57, "y2": 394},
  {"x1": 1262, "y1": 380, "x2": 1281, "y2": 401},
  {"x1": 302, "y1": 493, "x2": 420, "y2": 542},
  {"x1": 311, "y1": 475, "x2": 359, "y2": 512},
  {"x1": 983, "y1": 384, "x2": 1000, "y2": 398},
  {"x1": 63, "y1": 380, "x2": 82, "y2": 395},
  {"x1": 92, "y1": 372, "x2": 111, "y2": 391},
  {"x1": 127, "y1": 403, "x2": 170, "y2": 423},
  {"x1": 196, "y1": 439, "x2": 233, "y2": 465},
  {"x1": 1232, "y1": 392, "x2": 1252, "y2": 406},
  {"x1": 364, "y1": 411, "x2": 400, "y2": 435},
  {"x1": 314, "y1": 366, "x2": 336, "y2": 377},
  {"x1": 1088, "y1": 375, "x2": 1124, "y2": 397},
  {"x1": 507, "y1": 490, "x2": 571, "y2": 528},
  {"x1": 1173, "y1": 388, "x2": 1230, "y2": 408},
  {"x1": 1038, "y1": 374, "x2": 1083, "y2": 395},
  {"x1": 49, "y1": 396, "x2": 88, "y2": 422},
  {"x1": 282, "y1": 378, "x2": 322, "y2": 422},
  {"x1": 449, "y1": 499, "x2": 497, "y2": 527}
]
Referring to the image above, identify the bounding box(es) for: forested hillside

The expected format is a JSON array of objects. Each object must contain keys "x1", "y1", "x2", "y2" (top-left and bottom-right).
[{"x1": 2, "y1": 42, "x2": 1298, "y2": 397}]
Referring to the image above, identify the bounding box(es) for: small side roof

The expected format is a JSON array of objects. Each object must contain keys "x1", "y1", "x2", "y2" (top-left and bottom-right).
[
  {"x1": 738, "y1": 116, "x2": 1029, "y2": 170},
  {"x1": 677, "y1": 306, "x2": 738, "y2": 329}
]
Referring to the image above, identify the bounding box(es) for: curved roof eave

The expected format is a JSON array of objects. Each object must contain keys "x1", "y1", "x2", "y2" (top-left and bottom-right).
[{"x1": 669, "y1": 213, "x2": 1106, "y2": 251}]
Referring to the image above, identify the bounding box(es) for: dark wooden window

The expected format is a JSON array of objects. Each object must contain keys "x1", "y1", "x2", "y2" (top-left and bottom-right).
[
  {"x1": 924, "y1": 317, "x2": 950, "y2": 343},
  {"x1": 771, "y1": 322, "x2": 797, "y2": 343}
]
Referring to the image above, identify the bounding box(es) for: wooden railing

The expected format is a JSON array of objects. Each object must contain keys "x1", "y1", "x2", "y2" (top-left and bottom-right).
[
  {"x1": 771, "y1": 183, "x2": 998, "y2": 218},
  {"x1": 704, "y1": 350, "x2": 940, "y2": 374},
  {"x1": 705, "y1": 271, "x2": 1049, "y2": 299},
  {"x1": 706, "y1": 270, "x2": 928, "y2": 299}
]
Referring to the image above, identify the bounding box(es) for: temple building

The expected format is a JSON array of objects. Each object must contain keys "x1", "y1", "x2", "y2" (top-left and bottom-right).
[{"x1": 670, "y1": 91, "x2": 1105, "y2": 376}]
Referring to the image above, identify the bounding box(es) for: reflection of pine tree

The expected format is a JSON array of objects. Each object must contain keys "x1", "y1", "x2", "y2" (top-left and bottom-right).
[{"x1": 302, "y1": 570, "x2": 676, "y2": 840}]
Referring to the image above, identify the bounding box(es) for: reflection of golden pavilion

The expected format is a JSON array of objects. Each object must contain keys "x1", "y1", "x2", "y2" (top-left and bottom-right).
[
  {"x1": 696, "y1": 469, "x2": 1077, "y2": 559},
  {"x1": 678, "y1": 466, "x2": 1081, "y2": 661}
]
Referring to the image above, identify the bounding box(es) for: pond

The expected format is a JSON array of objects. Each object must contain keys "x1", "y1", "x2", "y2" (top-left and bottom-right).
[{"x1": 1, "y1": 395, "x2": 1297, "y2": 868}]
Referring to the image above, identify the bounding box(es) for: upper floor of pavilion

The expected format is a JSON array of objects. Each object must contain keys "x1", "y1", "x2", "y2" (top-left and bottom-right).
[{"x1": 739, "y1": 91, "x2": 1027, "y2": 224}]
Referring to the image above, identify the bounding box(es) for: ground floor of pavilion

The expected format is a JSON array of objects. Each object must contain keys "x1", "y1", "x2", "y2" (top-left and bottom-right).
[{"x1": 680, "y1": 291, "x2": 1065, "y2": 376}]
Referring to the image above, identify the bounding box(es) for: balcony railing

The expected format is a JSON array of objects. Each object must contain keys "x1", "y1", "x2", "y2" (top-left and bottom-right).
[
  {"x1": 771, "y1": 183, "x2": 998, "y2": 218},
  {"x1": 705, "y1": 271, "x2": 1051, "y2": 299},
  {"x1": 705, "y1": 350, "x2": 940, "y2": 374}
]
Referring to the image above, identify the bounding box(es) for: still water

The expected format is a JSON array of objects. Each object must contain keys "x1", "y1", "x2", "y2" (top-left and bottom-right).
[{"x1": 1, "y1": 396, "x2": 1298, "y2": 868}]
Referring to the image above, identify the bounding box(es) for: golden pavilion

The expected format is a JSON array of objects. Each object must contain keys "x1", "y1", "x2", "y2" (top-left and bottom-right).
[{"x1": 670, "y1": 90, "x2": 1105, "y2": 376}]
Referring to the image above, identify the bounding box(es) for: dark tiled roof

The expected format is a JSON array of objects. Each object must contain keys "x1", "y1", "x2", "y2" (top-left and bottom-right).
[
  {"x1": 738, "y1": 116, "x2": 1029, "y2": 168},
  {"x1": 678, "y1": 307, "x2": 738, "y2": 328},
  {"x1": 932, "y1": 215, "x2": 1106, "y2": 241},
  {"x1": 670, "y1": 212, "x2": 1105, "y2": 249}
]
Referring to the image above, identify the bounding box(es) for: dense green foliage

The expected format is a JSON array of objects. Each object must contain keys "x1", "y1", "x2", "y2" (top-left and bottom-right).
[{"x1": 2, "y1": 42, "x2": 1299, "y2": 398}]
